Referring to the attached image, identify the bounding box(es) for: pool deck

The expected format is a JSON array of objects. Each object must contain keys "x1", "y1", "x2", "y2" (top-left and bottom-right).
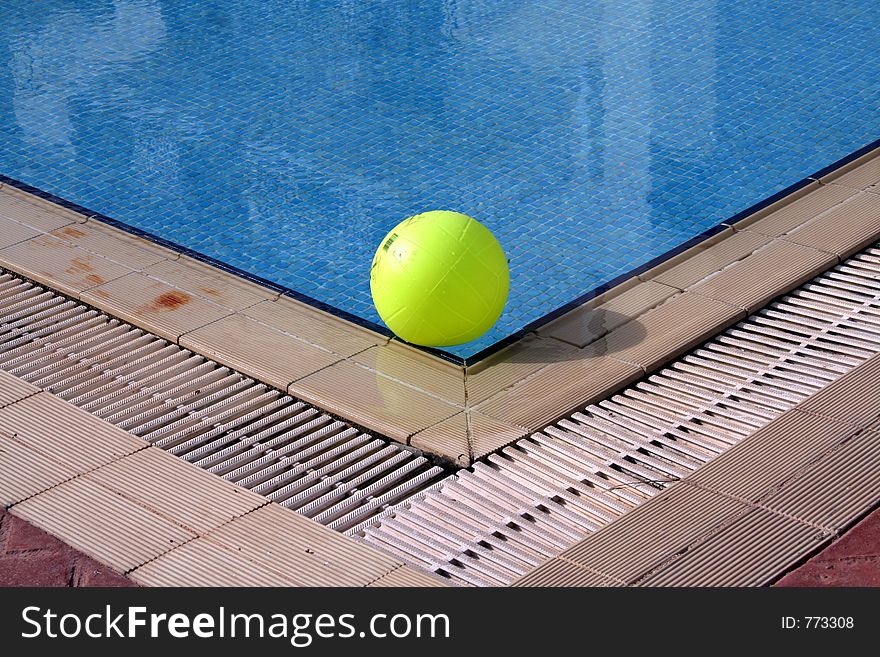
[
  {"x1": 0, "y1": 145, "x2": 879, "y2": 587},
  {"x1": 0, "y1": 147, "x2": 878, "y2": 465},
  {"x1": 0, "y1": 507, "x2": 135, "y2": 587},
  {"x1": 4, "y1": 499, "x2": 877, "y2": 587},
  {"x1": 513, "y1": 351, "x2": 880, "y2": 586},
  {"x1": 1, "y1": 323, "x2": 877, "y2": 587}
]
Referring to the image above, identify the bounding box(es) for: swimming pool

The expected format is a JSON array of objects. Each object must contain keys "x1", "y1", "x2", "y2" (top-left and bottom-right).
[{"x1": 1, "y1": 0, "x2": 878, "y2": 358}]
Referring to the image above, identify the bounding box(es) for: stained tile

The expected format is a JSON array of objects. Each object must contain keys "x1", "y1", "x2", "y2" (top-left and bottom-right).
[
  {"x1": 0, "y1": 235, "x2": 134, "y2": 297},
  {"x1": 145, "y1": 256, "x2": 277, "y2": 311},
  {"x1": 49, "y1": 221, "x2": 175, "y2": 270},
  {"x1": 80, "y1": 273, "x2": 233, "y2": 342}
]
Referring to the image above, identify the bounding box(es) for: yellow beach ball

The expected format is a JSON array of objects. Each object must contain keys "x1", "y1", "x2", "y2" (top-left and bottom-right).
[{"x1": 369, "y1": 210, "x2": 509, "y2": 347}]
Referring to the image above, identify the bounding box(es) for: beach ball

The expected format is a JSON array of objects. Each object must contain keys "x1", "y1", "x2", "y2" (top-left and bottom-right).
[{"x1": 370, "y1": 210, "x2": 509, "y2": 347}]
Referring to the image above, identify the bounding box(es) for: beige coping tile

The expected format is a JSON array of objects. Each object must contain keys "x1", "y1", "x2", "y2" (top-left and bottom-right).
[
  {"x1": 0, "y1": 430, "x2": 77, "y2": 507},
  {"x1": 290, "y1": 359, "x2": 460, "y2": 444},
  {"x1": 367, "y1": 565, "x2": 452, "y2": 587},
  {"x1": 0, "y1": 216, "x2": 40, "y2": 249},
  {"x1": 589, "y1": 291, "x2": 746, "y2": 371},
  {"x1": 351, "y1": 341, "x2": 465, "y2": 406},
  {"x1": 634, "y1": 226, "x2": 735, "y2": 282},
  {"x1": 0, "y1": 392, "x2": 146, "y2": 473},
  {"x1": 81, "y1": 272, "x2": 234, "y2": 342},
  {"x1": 0, "y1": 235, "x2": 135, "y2": 298},
  {"x1": 11, "y1": 476, "x2": 195, "y2": 573},
  {"x1": 410, "y1": 411, "x2": 528, "y2": 464},
  {"x1": 688, "y1": 240, "x2": 837, "y2": 313},
  {"x1": 797, "y1": 352, "x2": 880, "y2": 427},
  {"x1": 646, "y1": 230, "x2": 774, "y2": 290},
  {"x1": 537, "y1": 281, "x2": 679, "y2": 348},
  {"x1": 469, "y1": 411, "x2": 530, "y2": 459},
  {"x1": 0, "y1": 368, "x2": 39, "y2": 409},
  {"x1": 759, "y1": 428, "x2": 880, "y2": 532},
  {"x1": 0, "y1": 187, "x2": 85, "y2": 231},
  {"x1": 410, "y1": 412, "x2": 469, "y2": 464},
  {"x1": 820, "y1": 148, "x2": 880, "y2": 189},
  {"x1": 87, "y1": 447, "x2": 266, "y2": 535},
  {"x1": 728, "y1": 182, "x2": 857, "y2": 235},
  {"x1": 474, "y1": 350, "x2": 643, "y2": 432},
  {"x1": 865, "y1": 418, "x2": 880, "y2": 434},
  {"x1": 465, "y1": 334, "x2": 583, "y2": 406},
  {"x1": 130, "y1": 537, "x2": 299, "y2": 587},
  {"x1": 206, "y1": 503, "x2": 402, "y2": 587},
  {"x1": 865, "y1": 418, "x2": 880, "y2": 433},
  {"x1": 243, "y1": 296, "x2": 386, "y2": 359},
  {"x1": 781, "y1": 191, "x2": 880, "y2": 259},
  {"x1": 512, "y1": 558, "x2": 623, "y2": 587},
  {"x1": 637, "y1": 509, "x2": 829, "y2": 587},
  {"x1": 561, "y1": 483, "x2": 750, "y2": 584},
  {"x1": 685, "y1": 409, "x2": 859, "y2": 503},
  {"x1": 145, "y1": 256, "x2": 277, "y2": 311},
  {"x1": 49, "y1": 220, "x2": 175, "y2": 270},
  {"x1": 180, "y1": 312, "x2": 342, "y2": 390}
]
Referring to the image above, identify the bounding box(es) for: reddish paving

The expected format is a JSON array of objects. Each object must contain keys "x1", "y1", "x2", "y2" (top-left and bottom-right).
[
  {"x1": 775, "y1": 505, "x2": 880, "y2": 587},
  {"x1": 0, "y1": 508, "x2": 135, "y2": 587}
]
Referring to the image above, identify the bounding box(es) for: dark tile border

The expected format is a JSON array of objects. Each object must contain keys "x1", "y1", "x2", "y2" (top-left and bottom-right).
[{"x1": 3, "y1": 136, "x2": 878, "y2": 367}]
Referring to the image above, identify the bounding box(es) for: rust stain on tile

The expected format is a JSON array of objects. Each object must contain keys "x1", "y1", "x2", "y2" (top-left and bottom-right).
[
  {"x1": 139, "y1": 291, "x2": 193, "y2": 313},
  {"x1": 39, "y1": 265, "x2": 103, "y2": 290},
  {"x1": 34, "y1": 235, "x2": 65, "y2": 249},
  {"x1": 65, "y1": 257, "x2": 95, "y2": 275},
  {"x1": 143, "y1": 257, "x2": 277, "y2": 312},
  {"x1": 58, "y1": 226, "x2": 87, "y2": 239}
]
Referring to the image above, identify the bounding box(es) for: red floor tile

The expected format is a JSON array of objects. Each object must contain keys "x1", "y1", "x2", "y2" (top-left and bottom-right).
[
  {"x1": 776, "y1": 504, "x2": 880, "y2": 587},
  {"x1": 0, "y1": 508, "x2": 135, "y2": 588}
]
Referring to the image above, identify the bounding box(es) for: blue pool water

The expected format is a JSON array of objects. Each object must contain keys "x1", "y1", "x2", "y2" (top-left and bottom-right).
[{"x1": 0, "y1": 1, "x2": 878, "y2": 358}]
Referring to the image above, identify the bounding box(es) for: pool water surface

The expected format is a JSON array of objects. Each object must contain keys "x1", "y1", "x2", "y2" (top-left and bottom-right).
[{"x1": 0, "y1": 0, "x2": 878, "y2": 356}]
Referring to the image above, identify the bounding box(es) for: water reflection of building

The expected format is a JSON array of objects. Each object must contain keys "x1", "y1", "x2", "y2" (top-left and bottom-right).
[{"x1": 10, "y1": 1, "x2": 166, "y2": 158}]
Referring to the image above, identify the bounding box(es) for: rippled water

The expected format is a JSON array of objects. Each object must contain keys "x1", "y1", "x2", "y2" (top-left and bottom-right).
[{"x1": 1, "y1": 1, "x2": 878, "y2": 356}]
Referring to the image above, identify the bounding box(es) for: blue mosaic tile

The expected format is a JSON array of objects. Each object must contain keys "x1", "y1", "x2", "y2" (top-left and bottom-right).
[{"x1": 0, "y1": 1, "x2": 878, "y2": 358}]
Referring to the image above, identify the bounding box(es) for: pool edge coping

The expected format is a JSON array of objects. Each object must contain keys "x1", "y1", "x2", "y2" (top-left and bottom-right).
[
  {"x1": 2, "y1": 135, "x2": 879, "y2": 367},
  {"x1": 0, "y1": 141, "x2": 877, "y2": 462}
]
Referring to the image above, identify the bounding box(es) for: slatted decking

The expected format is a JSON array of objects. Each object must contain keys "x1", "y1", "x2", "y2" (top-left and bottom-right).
[
  {"x1": 351, "y1": 246, "x2": 880, "y2": 586},
  {"x1": 3, "y1": 242, "x2": 880, "y2": 587},
  {"x1": 0, "y1": 270, "x2": 448, "y2": 533}
]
